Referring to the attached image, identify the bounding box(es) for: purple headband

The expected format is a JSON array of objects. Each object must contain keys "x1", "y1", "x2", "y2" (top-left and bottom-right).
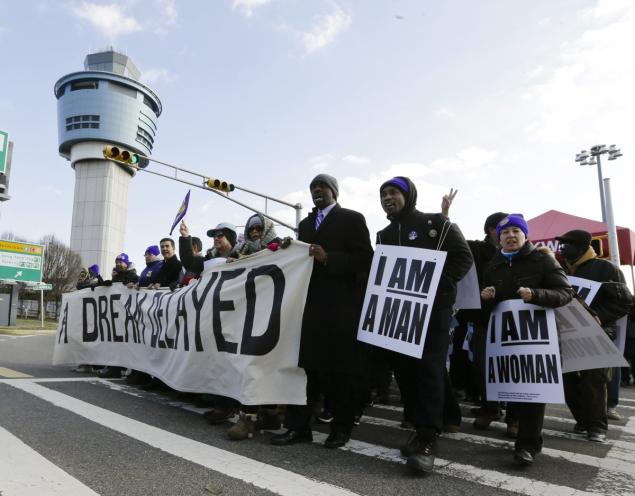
[{"x1": 382, "y1": 177, "x2": 409, "y2": 194}]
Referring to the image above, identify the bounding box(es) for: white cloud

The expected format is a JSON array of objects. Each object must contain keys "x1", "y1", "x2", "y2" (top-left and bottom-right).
[
  {"x1": 141, "y1": 68, "x2": 178, "y2": 84},
  {"x1": 233, "y1": 0, "x2": 272, "y2": 17},
  {"x1": 308, "y1": 153, "x2": 333, "y2": 171},
  {"x1": 152, "y1": 0, "x2": 178, "y2": 33},
  {"x1": 0, "y1": 26, "x2": 6, "y2": 36},
  {"x1": 523, "y1": 0, "x2": 635, "y2": 144},
  {"x1": 434, "y1": 106, "x2": 456, "y2": 118},
  {"x1": 527, "y1": 65, "x2": 544, "y2": 79},
  {"x1": 342, "y1": 154, "x2": 370, "y2": 165},
  {"x1": 71, "y1": 2, "x2": 142, "y2": 40},
  {"x1": 303, "y1": 2, "x2": 351, "y2": 54},
  {"x1": 158, "y1": 0, "x2": 177, "y2": 25}
]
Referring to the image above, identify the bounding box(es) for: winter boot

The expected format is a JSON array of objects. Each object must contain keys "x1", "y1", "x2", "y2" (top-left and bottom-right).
[
  {"x1": 406, "y1": 428, "x2": 438, "y2": 474},
  {"x1": 227, "y1": 414, "x2": 256, "y2": 440}
]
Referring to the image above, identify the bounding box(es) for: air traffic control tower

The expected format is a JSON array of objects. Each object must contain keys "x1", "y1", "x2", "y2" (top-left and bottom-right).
[{"x1": 54, "y1": 50, "x2": 161, "y2": 273}]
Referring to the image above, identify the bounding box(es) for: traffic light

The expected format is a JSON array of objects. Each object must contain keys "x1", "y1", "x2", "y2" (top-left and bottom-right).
[
  {"x1": 206, "y1": 177, "x2": 235, "y2": 192},
  {"x1": 102, "y1": 145, "x2": 149, "y2": 168}
]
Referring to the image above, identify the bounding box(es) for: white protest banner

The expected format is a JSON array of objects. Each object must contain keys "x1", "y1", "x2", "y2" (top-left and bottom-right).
[
  {"x1": 455, "y1": 263, "x2": 481, "y2": 310},
  {"x1": 486, "y1": 300, "x2": 564, "y2": 404},
  {"x1": 53, "y1": 243, "x2": 313, "y2": 405},
  {"x1": 566, "y1": 276, "x2": 602, "y2": 305},
  {"x1": 555, "y1": 299, "x2": 629, "y2": 373},
  {"x1": 357, "y1": 244, "x2": 446, "y2": 358}
]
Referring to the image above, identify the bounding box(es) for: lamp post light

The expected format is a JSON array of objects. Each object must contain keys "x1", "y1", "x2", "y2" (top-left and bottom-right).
[
  {"x1": 575, "y1": 144, "x2": 623, "y2": 222},
  {"x1": 574, "y1": 144, "x2": 623, "y2": 267}
]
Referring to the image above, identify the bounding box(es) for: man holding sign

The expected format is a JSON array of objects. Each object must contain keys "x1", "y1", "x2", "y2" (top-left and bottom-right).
[
  {"x1": 481, "y1": 214, "x2": 572, "y2": 466},
  {"x1": 557, "y1": 229, "x2": 634, "y2": 440},
  {"x1": 374, "y1": 176, "x2": 472, "y2": 474}
]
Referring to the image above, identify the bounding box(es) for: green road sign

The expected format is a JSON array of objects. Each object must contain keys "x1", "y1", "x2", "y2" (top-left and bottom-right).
[
  {"x1": 0, "y1": 130, "x2": 8, "y2": 174},
  {"x1": 0, "y1": 239, "x2": 44, "y2": 283}
]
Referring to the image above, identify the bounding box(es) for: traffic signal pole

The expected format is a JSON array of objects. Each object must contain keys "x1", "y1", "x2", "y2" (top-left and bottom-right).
[{"x1": 103, "y1": 148, "x2": 303, "y2": 234}]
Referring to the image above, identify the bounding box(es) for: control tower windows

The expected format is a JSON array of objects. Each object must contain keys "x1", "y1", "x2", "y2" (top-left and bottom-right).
[
  {"x1": 65, "y1": 115, "x2": 100, "y2": 132},
  {"x1": 136, "y1": 126, "x2": 154, "y2": 150},
  {"x1": 143, "y1": 95, "x2": 159, "y2": 117},
  {"x1": 70, "y1": 80, "x2": 99, "y2": 91}
]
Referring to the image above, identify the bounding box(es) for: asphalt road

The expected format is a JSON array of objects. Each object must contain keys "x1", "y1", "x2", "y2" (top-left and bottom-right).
[{"x1": 1, "y1": 333, "x2": 634, "y2": 496}]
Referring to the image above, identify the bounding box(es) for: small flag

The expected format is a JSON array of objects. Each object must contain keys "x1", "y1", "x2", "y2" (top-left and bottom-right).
[{"x1": 169, "y1": 190, "x2": 191, "y2": 235}]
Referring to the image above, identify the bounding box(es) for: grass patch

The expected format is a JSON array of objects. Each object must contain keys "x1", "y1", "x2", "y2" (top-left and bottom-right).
[{"x1": 0, "y1": 318, "x2": 58, "y2": 334}]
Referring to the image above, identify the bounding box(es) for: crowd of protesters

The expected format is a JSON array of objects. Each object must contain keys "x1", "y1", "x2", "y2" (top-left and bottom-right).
[{"x1": 73, "y1": 173, "x2": 635, "y2": 474}]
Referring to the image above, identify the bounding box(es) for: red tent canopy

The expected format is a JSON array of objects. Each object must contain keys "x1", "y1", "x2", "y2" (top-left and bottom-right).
[{"x1": 527, "y1": 210, "x2": 635, "y2": 265}]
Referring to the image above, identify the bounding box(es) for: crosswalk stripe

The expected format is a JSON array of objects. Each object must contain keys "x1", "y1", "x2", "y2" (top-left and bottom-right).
[
  {"x1": 0, "y1": 425, "x2": 99, "y2": 496},
  {"x1": 360, "y1": 414, "x2": 635, "y2": 477},
  {"x1": 310, "y1": 432, "x2": 603, "y2": 496},
  {"x1": 96, "y1": 381, "x2": 626, "y2": 495},
  {"x1": 5, "y1": 380, "x2": 361, "y2": 496},
  {"x1": 377, "y1": 402, "x2": 635, "y2": 436},
  {"x1": 0, "y1": 367, "x2": 33, "y2": 378}
]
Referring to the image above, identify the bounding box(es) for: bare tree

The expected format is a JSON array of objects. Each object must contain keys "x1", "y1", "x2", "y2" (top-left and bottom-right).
[
  {"x1": 39, "y1": 235, "x2": 82, "y2": 313},
  {"x1": 0, "y1": 231, "x2": 28, "y2": 242}
]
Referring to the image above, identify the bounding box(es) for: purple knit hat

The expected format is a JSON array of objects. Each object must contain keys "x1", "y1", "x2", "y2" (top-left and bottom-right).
[
  {"x1": 496, "y1": 214, "x2": 529, "y2": 239},
  {"x1": 115, "y1": 253, "x2": 130, "y2": 266},
  {"x1": 145, "y1": 245, "x2": 160, "y2": 256}
]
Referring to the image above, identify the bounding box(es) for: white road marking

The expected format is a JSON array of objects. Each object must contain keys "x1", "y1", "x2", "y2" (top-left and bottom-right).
[
  {"x1": 5, "y1": 380, "x2": 361, "y2": 496},
  {"x1": 0, "y1": 425, "x2": 99, "y2": 496},
  {"x1": 81, "y1": 381, "x2": 623, "y2": 496},
  {"x1": 361, "y1": 414, "x2": 635, "y2": 477},
  {"x1": 310, "y1": 433, "x2": 605, "y2": 496}
]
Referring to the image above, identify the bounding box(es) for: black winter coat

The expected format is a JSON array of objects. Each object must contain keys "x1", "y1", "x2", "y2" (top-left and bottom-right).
[
  {"x1": 179, "y1": 236, "x2": 239, "y2": 275},
  {"x1": 111, "y1": 267, "x2": 139, "y2": 285},
  {"x1": 376, "y1": 212, "x2": 473, "y2": 308},
  {"x1": 298, "y1": 204, "x2": 374, "y2": 374},
  {"x1": 567, "y1": 256, "x2": 633, "y2": 327},
  {"x1": 157, "y1": 255, "x2": 183, "y2": 287},
  {"x1": 483, "y1": 242, "x2": 573, "y2": 312}
]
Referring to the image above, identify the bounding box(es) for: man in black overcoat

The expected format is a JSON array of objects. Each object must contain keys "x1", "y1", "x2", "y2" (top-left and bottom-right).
[{"x1": 271, "y1": 174, "x2": 374, "y2": 449}]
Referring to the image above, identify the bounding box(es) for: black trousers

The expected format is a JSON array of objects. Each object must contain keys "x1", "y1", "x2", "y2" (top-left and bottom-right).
[
  {"x1": 443, "y1": 369, "x2": 462, "y2": 427},
  {"x1": 564, "y1": 368, "x2": 608, "y2": 432},
  {"x1": 284, "y1": 369, "x2": 363, "y2": 435},
  {"x1": 391, "y1": 306, "x2": 453, "y2": 432},
  {"x1": 515, "y1": 402, "x2": 545, "y2": 455}
]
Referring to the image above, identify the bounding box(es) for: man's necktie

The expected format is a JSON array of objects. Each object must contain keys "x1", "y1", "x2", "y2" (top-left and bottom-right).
[{"x1": 315, "y1": 210, "x2": 324, "y2": 230}]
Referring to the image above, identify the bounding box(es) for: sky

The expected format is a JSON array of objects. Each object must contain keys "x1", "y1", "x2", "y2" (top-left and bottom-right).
[{"x1": 1, "y1": 0, "x2": 635, "y2": 277}]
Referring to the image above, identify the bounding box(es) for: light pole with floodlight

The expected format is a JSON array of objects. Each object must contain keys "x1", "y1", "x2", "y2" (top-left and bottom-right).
[{"x1": 575, "y1": 144, "x2": 623, "y2": 222}]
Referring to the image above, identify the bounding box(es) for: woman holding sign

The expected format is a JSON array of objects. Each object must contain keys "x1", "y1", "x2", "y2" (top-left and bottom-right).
[{"x1": 480, "y1": 214, "x2": 572, "y2": 466}]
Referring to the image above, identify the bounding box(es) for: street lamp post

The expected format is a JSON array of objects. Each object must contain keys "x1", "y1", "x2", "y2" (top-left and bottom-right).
[
  {"x1": 575, "y1": 144, "x2": 623, "y2": 222},
  {"x1": 574, "y1": 144, "x2": 623, "y2": 265}
]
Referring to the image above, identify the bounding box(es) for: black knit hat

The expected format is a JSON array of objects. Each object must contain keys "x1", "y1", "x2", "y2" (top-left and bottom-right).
[
  {"x1": 310, "y1": 174, "x2": 339, "y2": 199},
  {"x1": 556, "y1": 229, "x2": 592, "y2": 249},
  {"x1": 484, "y1": 212, "x2": 509, "y2": 234}
]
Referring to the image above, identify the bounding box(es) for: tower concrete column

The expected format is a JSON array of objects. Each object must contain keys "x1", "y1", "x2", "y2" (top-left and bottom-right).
[{"x1": 69, "y1": 142, "x2": 133, "y2": 273}]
